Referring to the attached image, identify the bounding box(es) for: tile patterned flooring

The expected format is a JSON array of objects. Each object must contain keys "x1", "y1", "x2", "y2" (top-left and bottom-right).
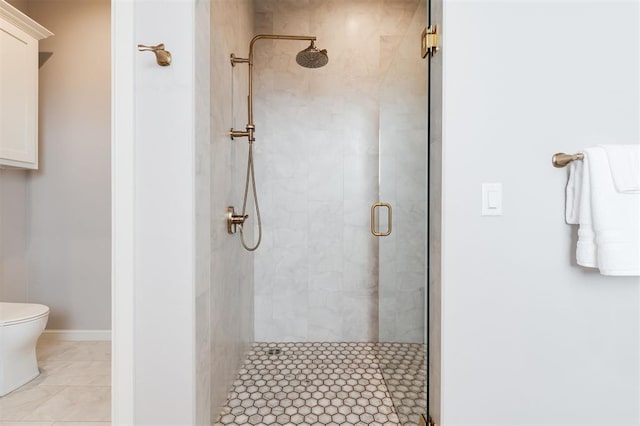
[
  {"x1": 0, "y1": 340, "x2": 111, "y2": 426},
  {"x1": 215, "y1": 342, "x2": 426, "y2": 426},
  {"x1": 376, "y1": 343, "x2": 425, "y2": 426}
]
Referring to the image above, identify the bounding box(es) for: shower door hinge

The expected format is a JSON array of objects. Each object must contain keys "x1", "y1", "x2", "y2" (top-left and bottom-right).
[
  {"x1": 420, "y1": 414, "x2": 437, "y2": 426},
  {"x1": 421, "y1": 25, "x2": 439, "y2": 58}
]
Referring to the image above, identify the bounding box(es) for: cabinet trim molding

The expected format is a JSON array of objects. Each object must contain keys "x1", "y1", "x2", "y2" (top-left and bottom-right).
[{"x1": 0, "y1": 1, "x2": 53, "y2": 40}]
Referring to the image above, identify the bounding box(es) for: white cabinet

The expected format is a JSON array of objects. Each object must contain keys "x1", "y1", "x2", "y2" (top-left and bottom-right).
[{"x1": 0, "y1": 1, "x2": 52, "y2": 169}]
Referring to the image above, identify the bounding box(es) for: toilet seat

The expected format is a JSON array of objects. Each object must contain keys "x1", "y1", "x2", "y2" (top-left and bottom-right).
[{"x1": 0, "y1": 303, "x2": 49, "y2": 327}]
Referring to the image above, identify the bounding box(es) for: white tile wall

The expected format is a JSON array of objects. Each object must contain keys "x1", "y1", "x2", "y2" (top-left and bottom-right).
[
  {"x1": 252, "y1": 0, "x2": 426, "y2": 342},
  {"x1": 210, "y1": 0, "x2": 256, "y2": 419}
]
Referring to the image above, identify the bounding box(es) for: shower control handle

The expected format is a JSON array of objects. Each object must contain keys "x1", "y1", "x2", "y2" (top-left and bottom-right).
[
  {"x1": 227, "y1": 206, "x2": 249, "y2": 234},
  {"x1": 137, "y1": 43, "x2": 172, "y2": 66}
]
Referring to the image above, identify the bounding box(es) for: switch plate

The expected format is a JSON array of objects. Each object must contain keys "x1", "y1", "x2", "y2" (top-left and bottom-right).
[{"x1": 482, "y1": 183, "x2": 502, "y2": 216}]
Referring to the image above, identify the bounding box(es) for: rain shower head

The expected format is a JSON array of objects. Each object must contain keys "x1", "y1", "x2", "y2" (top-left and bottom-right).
[
  {"x1": 296, "y1": 41, "x2": 328, "y2": 68},
  {"x1": 230, "y1": 35, "x2": 329, "y2": 143}
]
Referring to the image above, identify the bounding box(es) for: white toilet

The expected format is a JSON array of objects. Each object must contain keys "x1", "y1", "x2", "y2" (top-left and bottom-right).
[{"x1": 0, "y1": 302, "x2": 49, "y2": 396}]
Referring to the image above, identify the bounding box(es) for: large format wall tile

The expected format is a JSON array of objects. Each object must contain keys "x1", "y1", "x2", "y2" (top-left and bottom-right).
[
  {"x1": 210, "y1": 0, "x2": 256, "y2": 420},
  {"x1": 253, "y1": 0, "x2": 426, "y2": 343}
]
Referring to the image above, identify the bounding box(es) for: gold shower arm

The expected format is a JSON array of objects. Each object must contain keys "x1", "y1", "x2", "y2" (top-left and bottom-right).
[
  {"x1": 230, "y1": 34, "x2": 317, "y2": 141},
  {"x1": 231, "y1": 35, "x2": 317, "y2": 65},
  {"x1": 247, "y1": 34, "x2": 316, "y2": 59},
  {"x1": 552, "y1": 152, "x2": 584, "y2": 168},
  {"x1": 246, "y1": 35, "x2": 317, "y2": 125}
]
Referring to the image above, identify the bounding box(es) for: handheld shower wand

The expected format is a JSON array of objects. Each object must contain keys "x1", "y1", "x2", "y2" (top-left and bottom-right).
[{"x1": 228, "y1": 34, "x2": 329, "y2": 251}]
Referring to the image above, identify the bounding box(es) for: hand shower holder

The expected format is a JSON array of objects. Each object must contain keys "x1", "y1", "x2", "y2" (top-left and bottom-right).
[
  {"x1": 227, "y1": 206, "x2": 248, "y2": 234},
  {"x1": 230, "y1": 124, "x2": 255, "y2": 141}
]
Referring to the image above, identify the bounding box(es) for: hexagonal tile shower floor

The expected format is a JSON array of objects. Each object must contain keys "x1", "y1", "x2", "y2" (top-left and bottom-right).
[{"x1": 214, "y1": 342, "x2": 425, "y2": 426}]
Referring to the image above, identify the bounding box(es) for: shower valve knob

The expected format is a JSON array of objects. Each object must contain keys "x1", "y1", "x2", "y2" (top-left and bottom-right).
[
  {"x1": 227, "y1": 206, "x2": 248, "y2": 234},
  {"x1": 137, "y1": 43, "x2": 172, "y2": 66}
]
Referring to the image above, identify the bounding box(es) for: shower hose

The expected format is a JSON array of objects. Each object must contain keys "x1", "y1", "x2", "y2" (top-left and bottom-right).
[{"x1": 239, "y1": 141, "x2": 262, "y2": 251}]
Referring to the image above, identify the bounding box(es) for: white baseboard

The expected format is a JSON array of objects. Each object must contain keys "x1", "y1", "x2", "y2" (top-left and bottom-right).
[{"x1": 41, "y1": 329, "x2": 112, "y2": 341}]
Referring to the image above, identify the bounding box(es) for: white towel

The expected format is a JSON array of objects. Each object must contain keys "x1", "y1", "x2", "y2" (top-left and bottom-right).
[
  {"x1": 570, "y1": 147, "x2": 640, "y2": 275},
  {"x1": 565, "y1": 160, "x2": 583, "y2": 225},
  {"x1": 600, "y1": 144, "x2": 640, "y2": 193},
  {"x1": 575, "y1": 155, "x2": 598, "y2": 268}
]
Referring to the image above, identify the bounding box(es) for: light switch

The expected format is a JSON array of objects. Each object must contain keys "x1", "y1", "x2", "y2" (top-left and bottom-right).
[
  {"x1": 482, "y1": 183, "x2": 502, "y2": 216},
  {"x1": 487, "y1": 190, "x2": 499, "y2": 209}
]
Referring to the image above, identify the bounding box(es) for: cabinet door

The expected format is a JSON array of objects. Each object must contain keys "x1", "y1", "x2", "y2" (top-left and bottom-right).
[{"x1": 0, "y1": 20, "x2": 38, "y2": 169}]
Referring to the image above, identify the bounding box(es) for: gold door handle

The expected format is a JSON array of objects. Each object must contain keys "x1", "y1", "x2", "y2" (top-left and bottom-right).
[
  {"x1": 371, "y1": 202, "x2": 392, "y2": 237},
  {"x1": 137, "y1": 43, "x2": 172, "y2": 66}
]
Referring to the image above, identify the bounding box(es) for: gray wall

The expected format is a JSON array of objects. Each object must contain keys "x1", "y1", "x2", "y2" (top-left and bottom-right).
[
  {"x1": 210, "y1": 0, "x2": 255, "y2": 420},
  {"x1": 0, "y1": 0, "x2": 111, "y2": 330},
  {"x1": 440, "y1": 1, "x2": 639, "y2": 424},
  {"x1": 5, "y1": 0, "x2": 27, "y2": 13},
  {"x1": 1, "y1": 0, "x2": 32, "y2": 303},
  {"x1": 0, "y1": 169, "x2": 28, "y2": 302}
]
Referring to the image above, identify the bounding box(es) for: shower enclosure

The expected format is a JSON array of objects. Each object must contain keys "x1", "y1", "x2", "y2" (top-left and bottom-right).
[{"x1": 216, "y1": 0, "x2": 433, "y2": 424}]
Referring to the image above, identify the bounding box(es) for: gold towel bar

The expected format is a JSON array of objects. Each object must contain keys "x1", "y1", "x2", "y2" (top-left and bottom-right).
[{"x1": 552, "y1": 152, "x2": 584, "y2": 168}]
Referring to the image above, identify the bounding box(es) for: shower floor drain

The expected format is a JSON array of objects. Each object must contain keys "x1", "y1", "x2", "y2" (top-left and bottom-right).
[{"x1": 266, "y1": 348, "x2": 281, "y2": 355}]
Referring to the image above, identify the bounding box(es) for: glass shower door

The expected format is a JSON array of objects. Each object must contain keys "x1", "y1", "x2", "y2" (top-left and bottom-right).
[{"x1": 377, "y1": 0, "x2": 429, "y2": 424}]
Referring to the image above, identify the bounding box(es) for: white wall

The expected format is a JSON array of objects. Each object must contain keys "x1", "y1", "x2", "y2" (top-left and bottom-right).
[
  {"x1": 21, "y1": 0, "x2": 111, "y2": 330},
  {"x1": 440, "y1": 1, "x2": 639, "y2": 424}
]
